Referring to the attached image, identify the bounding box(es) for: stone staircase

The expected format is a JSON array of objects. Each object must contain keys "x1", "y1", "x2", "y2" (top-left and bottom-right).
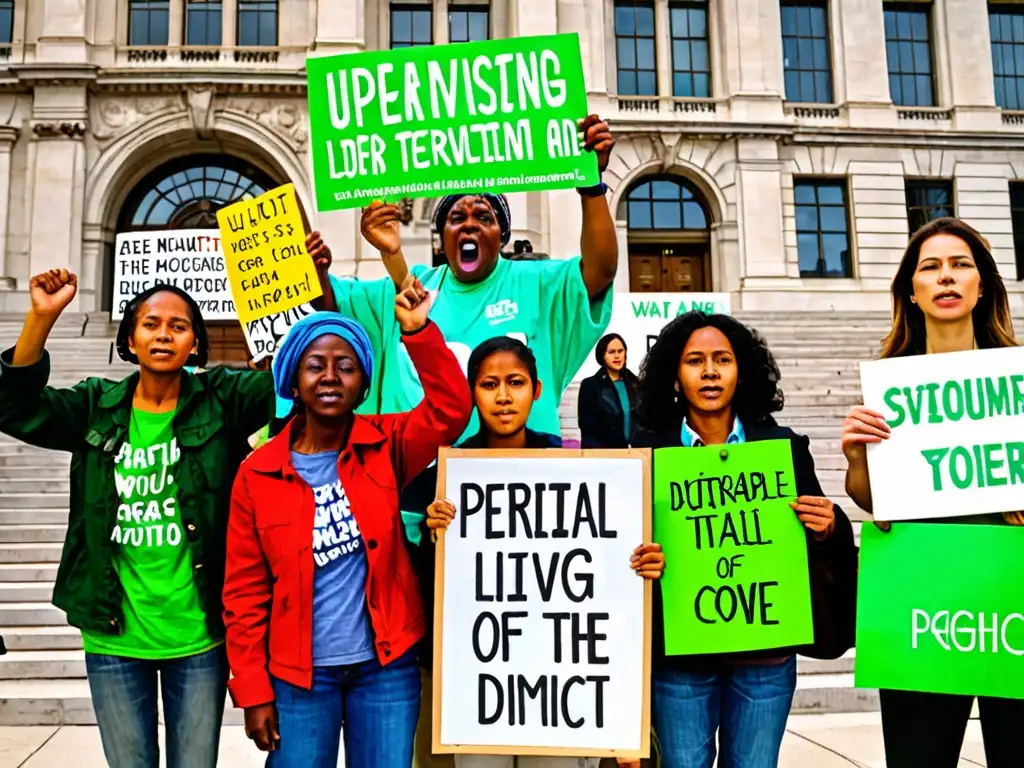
[{"x1": 0, "y1": 309, "x2": 994, "y2": 723}]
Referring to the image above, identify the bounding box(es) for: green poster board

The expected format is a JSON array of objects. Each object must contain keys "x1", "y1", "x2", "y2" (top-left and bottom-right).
[
  {"x1": 855, "y1": 523, "x2": 1024, "y2": 699},
  {"x1": 306, "y1": 34, "x2": 600, "y2": 211},
  {"x1": 653, "y1": 441, "x2": 813, "y2": 655}
]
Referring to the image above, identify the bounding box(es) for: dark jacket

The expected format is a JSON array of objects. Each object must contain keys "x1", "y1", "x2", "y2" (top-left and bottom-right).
[
  {"x1": 634, "y1": 419, "x2": 858, "y2": 669},
  {"x1": 401, "y1": 428, "x2": 563, "y2": 669},
  {"x1": 0, "y1": 347, "x2": 274, "y2": 638},
  {"x1": 577, "y1": 368, "x2": 638, "y2": 448}
]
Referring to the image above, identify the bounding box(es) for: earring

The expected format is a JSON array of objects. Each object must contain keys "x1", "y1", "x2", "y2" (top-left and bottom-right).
[{"x1": 910, "y1": 296, "x2": 917, "y2": 304}]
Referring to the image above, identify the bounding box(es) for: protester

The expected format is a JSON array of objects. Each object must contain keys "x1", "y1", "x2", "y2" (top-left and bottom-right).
[
  {"x1": 841, "y1": 216, "x2": 1024, "y2": 768},
  {"x1": 424, "y1": 336, "x2": 664, "y2": 768},
  {"x1": 634, "y1": 311, "x2": 855, "y2": 768},
  {"x1": 0, "y1": 270, "x2": 274, "y2": 768},
  {"x1": 222, "y1": 286, "x2": 472, "y2": 768},
  {"x1": 578, "y1": 332, "x2": 638, "y2": 448}
]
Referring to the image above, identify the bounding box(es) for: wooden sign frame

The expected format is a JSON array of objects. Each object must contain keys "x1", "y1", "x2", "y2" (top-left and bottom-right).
[{"x1": 431, "y1": 447, "x2": 653, "y2": 760}]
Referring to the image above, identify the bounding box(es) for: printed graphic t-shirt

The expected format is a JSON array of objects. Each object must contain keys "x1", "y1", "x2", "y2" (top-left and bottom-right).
[
  {"x1": 83, "y1": 408, "x2": 216, "y2": 659},
  {"x1": 291, "y1": 450, "x2": 376, "y2": 666},
  {"x1": 326, "y1": 256, "x2": 613, "y2": 440}
]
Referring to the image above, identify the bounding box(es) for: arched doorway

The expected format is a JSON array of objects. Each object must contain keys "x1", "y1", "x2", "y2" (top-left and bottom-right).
[
  {"x1": 115, "y1": 155, "x2": 282, "y2": 362},
  {"x1": 618, "y1": 176, "x2": 712, "y2": 292}
]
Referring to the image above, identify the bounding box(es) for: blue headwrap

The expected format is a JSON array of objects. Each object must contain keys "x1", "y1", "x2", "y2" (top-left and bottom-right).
[
  {"x1": 432, "y1": 193, "x2": 512, "y2": 247},
  {"x1": 271, "y1": 311, "x2": 375, "y2": 419}
]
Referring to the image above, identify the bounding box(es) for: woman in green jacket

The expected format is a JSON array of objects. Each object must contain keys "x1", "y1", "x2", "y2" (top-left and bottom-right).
[{"x1": 0, "y1": 269, "x2": 274, "y2": 768}]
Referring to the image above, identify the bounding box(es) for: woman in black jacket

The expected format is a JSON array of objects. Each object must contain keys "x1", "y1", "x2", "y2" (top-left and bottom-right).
[{"x1": 577, "y1": 333, "x2": 638, "y2": 448}]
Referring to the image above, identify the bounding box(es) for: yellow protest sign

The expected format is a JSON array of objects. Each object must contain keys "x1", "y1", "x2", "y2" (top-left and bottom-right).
[{"x1": 216, "y1": 183, "x2": 321, "y2": 324}]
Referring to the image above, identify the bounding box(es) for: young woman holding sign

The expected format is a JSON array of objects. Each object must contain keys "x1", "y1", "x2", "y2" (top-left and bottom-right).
[
  {"x1": 0, "y1": 271, "x2": 275, "y2": 768},
  {"x1": 634, "y1": 311, "x2": 856, "y2": 768},
  {"x1": 222, "y1": 287, "x2": 472, "y2": 768},
  {"x1": 424, "y1": 336, "x2": 665, "y2": 768},
  {"x1": 842, "y1": 217, "x2": 1024, "y2": 768}
]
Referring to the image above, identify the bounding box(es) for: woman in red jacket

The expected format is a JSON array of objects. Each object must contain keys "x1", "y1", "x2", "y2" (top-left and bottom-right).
[{"x1": 222, "y1": 281, "x2": 471, "y2": 767}]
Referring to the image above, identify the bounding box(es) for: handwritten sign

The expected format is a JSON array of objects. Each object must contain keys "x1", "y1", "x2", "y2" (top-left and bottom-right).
[
  {"x1": 112, "y1": 231, "x2": 233, "y2": 320},
  {"x1": 216, "y1": 183, "x2": 321, "y2": 324},
  {"x1": 306, "y1": 34, "x2": 598, "y2": 211},
  {"x1": 860, "y1": 347, "x2": 1024, "y2": 521},
  {"x1": 574, "y1": 292, "x2": 732, "y2": 380},
  {"x1": 434, "y1": 449, "x2": 651, "y2": 758},
  {"x1": 241, "y1": 302, "x2": 315, "y2": 362},
  {"x1": 653, "y1": 441, "x2": 813, "y2": 655},
  {"x1": 855, "y1": 523, "x2": 1024, "y2": 699}
]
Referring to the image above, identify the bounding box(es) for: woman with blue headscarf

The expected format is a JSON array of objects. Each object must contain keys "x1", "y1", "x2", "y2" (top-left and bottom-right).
[{"x1": 222, "y1": 280, "x2": 472, "y2": 768}]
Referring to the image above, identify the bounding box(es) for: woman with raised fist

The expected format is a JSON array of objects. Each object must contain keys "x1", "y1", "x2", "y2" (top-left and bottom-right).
[
  {"x1": 0, "y1": 269, "x2": 275, "y2": 767},
  {"x1": 222, "y1": 282, "x2": 471, "y2": 767}
]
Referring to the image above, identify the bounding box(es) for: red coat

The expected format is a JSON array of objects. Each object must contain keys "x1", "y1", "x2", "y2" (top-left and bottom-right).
[{"x1": 222, "y1": 321, "x2": 471, "y2": 708}]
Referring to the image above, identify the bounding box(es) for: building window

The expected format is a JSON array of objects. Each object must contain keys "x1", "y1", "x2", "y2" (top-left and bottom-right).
[
  {"x1": 991, "y1": 6, "x2": 1024, "y2": 110},
  {"x1": 625, "y1": 178, "x2": 708, "y2": 230},
  {"x1": 449, "y1": 5, "x2": 489, "y2": 43},
  {"x1": 905, "y1": 179, "x2": 954, "y2": 235},
  {"x1": 883, "y1": 3, "x2": 935, "y2": 107},
  {"x1": 794, "y1": 180, "x2": 851, "y2": 277},
  {"x1": 186, "y1": 1, "x2": 222, "y2": 46},
  {"x1": 129, "y1": 0, "x2": 170, "y2": 46},
  {"x1": 781, "y1": 1, "x2": 833, "y2": 103},
  {"x1": 391, "y1": 5, "x2": 433, "y2": 48},
  {"x1": 615, "y1": 1, "x2": 657, "y2": 96},
  {"x1": 1011, "y1": 183, "x2": 1024, "y2": 279},
  {"x1": 0, "y1": 0, "x2": 13, "y2": 46},
  {"x1": 237, "y1": 0, "x2": 276, "y2": 46},
  {"x1": 670, "y1": 2, "x2": 710, "y2": 97}
]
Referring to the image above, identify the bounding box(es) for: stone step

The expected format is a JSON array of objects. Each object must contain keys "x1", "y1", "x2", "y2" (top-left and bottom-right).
[
  {"x1": 0, "y1": 510, "x2": 69, "y2": 525},
  {"x1": 0, "y1": 581, "x2": 55, "y2": 603},
  {"x1": 0, "y1": 679, "x2": 95, "y2": 725},
  {"x1": 2, "y1": 626, "x2": 83, "y2": 652},
  {"x1": 0, "y1": 650, "x2": 86, "y2": 681},
  {"x1": 0, "y1": 544, "x2": 64, "y2": 564},
  {"x1": 0, "y1": 563, "x2": 60, "y2": 583},
  {"x1": 0, "y1": 526, "x2": 68, "y2": 545},
  {"x1": 791, "y1": 673, "x2": 879, "y2": 715},
  {"x1": 0, "y1": 466, "x2": 71, "y2": 480},
  {"x1": 0, "y1": 479, "x2": 70, "y2": 494},
  {"x1": 0, "y1": 494, "x2": 71, "y2": 510},
  {"x1": 0, "y1": 602, "x2": 69, "y2": 626},
  {"x1": 797, "y1": 650, "x2": 855, "y2": 676}
]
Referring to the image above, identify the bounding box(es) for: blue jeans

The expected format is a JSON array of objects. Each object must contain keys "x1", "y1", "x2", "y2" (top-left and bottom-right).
[
  {"x1": 652, "y1": 657, "x2": 797, "y2": 768},
  {"x1": 269, "y1": 649, "x2": 420, "y2": 768},
  {"x1": 85, "y1": 645, "x2": 228, "y2": 768}
]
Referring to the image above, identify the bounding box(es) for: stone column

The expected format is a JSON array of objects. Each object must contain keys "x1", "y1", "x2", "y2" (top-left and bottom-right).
[
  {"x1": 433, "y1": 0, "x2": 448, "y2": 44},
  {"x1": 511, "y1": 0, "x2": 557, "y2": 38},
  {"x1": 717, "y1": 0, "x2": 784, "y2": 122},
  {"x1": 169, "y1": 0, "x2": 184, "y2": 46},
  {"x1": 27, "y1": 87, "x2": 90, "y2": 309},
  {"x1": 313, "y1": 0, "x2": 365, "y2": 51},
  {"x1": 37, "y1": 0, "x2": 88, "y2": 61},
  {"x1": 655, "y1": 0, "x2": 672, "y2": 97},
  {"x1": 735, "y1": 138, "x2": 787, "y2": 281},
  {"x1": 0, "y1": 127, "x2": 16, "y2": 288},
  {"x1": 940, "y1": 0, "x2": 1000, "y2": 130},
  {"x1": 223, "y1": 0, "x2": 238, "y2": 47},
  {"x1": 834, "y1": 0, "x2": 896, "y2": 128}
]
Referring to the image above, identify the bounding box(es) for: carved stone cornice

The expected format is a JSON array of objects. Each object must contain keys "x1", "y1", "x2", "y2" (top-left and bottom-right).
[{"x1": 31, "y1": 120, "x2": 87, "y2": 140}]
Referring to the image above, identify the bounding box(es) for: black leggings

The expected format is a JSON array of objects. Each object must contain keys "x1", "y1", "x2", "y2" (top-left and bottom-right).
[{"x1": 880, "y1": 688, "x2": 1024, "y2": 767}]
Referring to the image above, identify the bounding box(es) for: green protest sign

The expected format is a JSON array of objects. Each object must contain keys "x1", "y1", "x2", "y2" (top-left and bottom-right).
[
  {"x1": 306, "y1": 34, "x2": 599, "y2": 211},
  {"x1": 653, "y1": 440, "x2": 813, "y2": 655},
  {"x1": 855, "y1": 523, "x2": 1024, "y2": 699}
]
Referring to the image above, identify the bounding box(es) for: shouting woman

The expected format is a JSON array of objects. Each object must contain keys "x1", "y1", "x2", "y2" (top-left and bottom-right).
[
  {"x1": 222, "y1": 283, "x2": 471, "y2": 767},
  {"x1": 634, "y1": 311, "x2": 855, "y2": 768},
  {"x1": 842, "y1": 217, "x2": 1024, "y2": 768},
  {"x1": 0, "y1": 270, "x2": 274, "y2": 767}
]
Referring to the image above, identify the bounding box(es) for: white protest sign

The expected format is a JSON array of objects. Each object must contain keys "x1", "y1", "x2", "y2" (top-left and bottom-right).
[
  {"x1": 575, "y1": 292, "x2": 731, "y2": 380},
  {"x1": 241, "y1": 302, "x2": 315, "y2": 362},
  {"x1": 435, "y1": 449, "x2": 651, "y2": 758},
  {"x1": 860, "y1": 346, "x2": 1024, "y2": 521},
  {"x1": 112, "y1": 230, "x2": 234, "y2": 320}
]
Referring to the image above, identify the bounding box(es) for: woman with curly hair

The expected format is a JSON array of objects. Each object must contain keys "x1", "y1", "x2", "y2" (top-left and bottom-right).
[
  {"x1": 842, "y1": 217, "x2": 1024, "y2": 768},
  {"x1": 634, "y1": 311, "x2": 856, "y2": 768}
]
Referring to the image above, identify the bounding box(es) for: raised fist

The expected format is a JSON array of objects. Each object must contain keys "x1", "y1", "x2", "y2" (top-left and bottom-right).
[{"x1": 29, "y1": 269, "x2": 77, "y2": 318}]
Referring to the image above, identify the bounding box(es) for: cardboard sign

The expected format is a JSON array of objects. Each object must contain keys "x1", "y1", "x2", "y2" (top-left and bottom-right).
[
  {"x1": 306, "y1": 34, "x2": 599, "y2": 211},
  {"x1": 216, "y1": 183, "x2": 321, "y2": 324},
  {"x1": 860, "y1": 347, "x2": 1024, "y2": 521},
  {"x1": 434, "y1": 449, "x2": 651, "y2": 758},
  {"x1": 855, "y1": 523, "x2": 1024, "y2": 699},
  {"x1": 112, "y1": 230, "x2": 233, "y2": 320},
  {"x1": 653, "y1": 441, "x2": 813, "y2": 655},
  {"x1": 574, "y1": 293, "x2": 732, "y2": 381}
]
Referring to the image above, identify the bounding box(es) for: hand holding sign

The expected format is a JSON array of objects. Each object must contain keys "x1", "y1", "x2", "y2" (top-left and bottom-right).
[
  {"x1": 630, "y1": 543, "x2": 665, "y2": 580},
  {"x1": 840, "y1": 404, "x2": 890, "y2": 462},
  {"x1": 427, "y1": 497, "x2": 456, "y2": 532},
  {"x1": 789, "y1": 496, "x2": 835, "y2": 540},
  {"x1": 361, "y1": 201, "x2": 404, "y2": 258},
  {"x1": 579, "y1": 115, "x2": 614, "y2": 175}
]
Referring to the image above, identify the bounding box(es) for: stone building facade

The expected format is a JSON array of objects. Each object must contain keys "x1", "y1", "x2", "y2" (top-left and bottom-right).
[{"x1": 5, "y1": 0, "x2": 1024, "y2": 330}]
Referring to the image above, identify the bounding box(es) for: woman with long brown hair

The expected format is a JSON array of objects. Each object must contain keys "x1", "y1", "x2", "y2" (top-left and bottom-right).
[{"x1": 842, "y1": 216, "x2": 1024, "y2": 767}]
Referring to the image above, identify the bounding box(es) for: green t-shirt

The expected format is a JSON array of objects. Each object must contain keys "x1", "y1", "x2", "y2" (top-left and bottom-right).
[
  {"x1": 82, "y1": 408, "x2": 217, "y2": 659},
  {"x1": 329, "y1": 256, "x2": 613, "y2": 439}
]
